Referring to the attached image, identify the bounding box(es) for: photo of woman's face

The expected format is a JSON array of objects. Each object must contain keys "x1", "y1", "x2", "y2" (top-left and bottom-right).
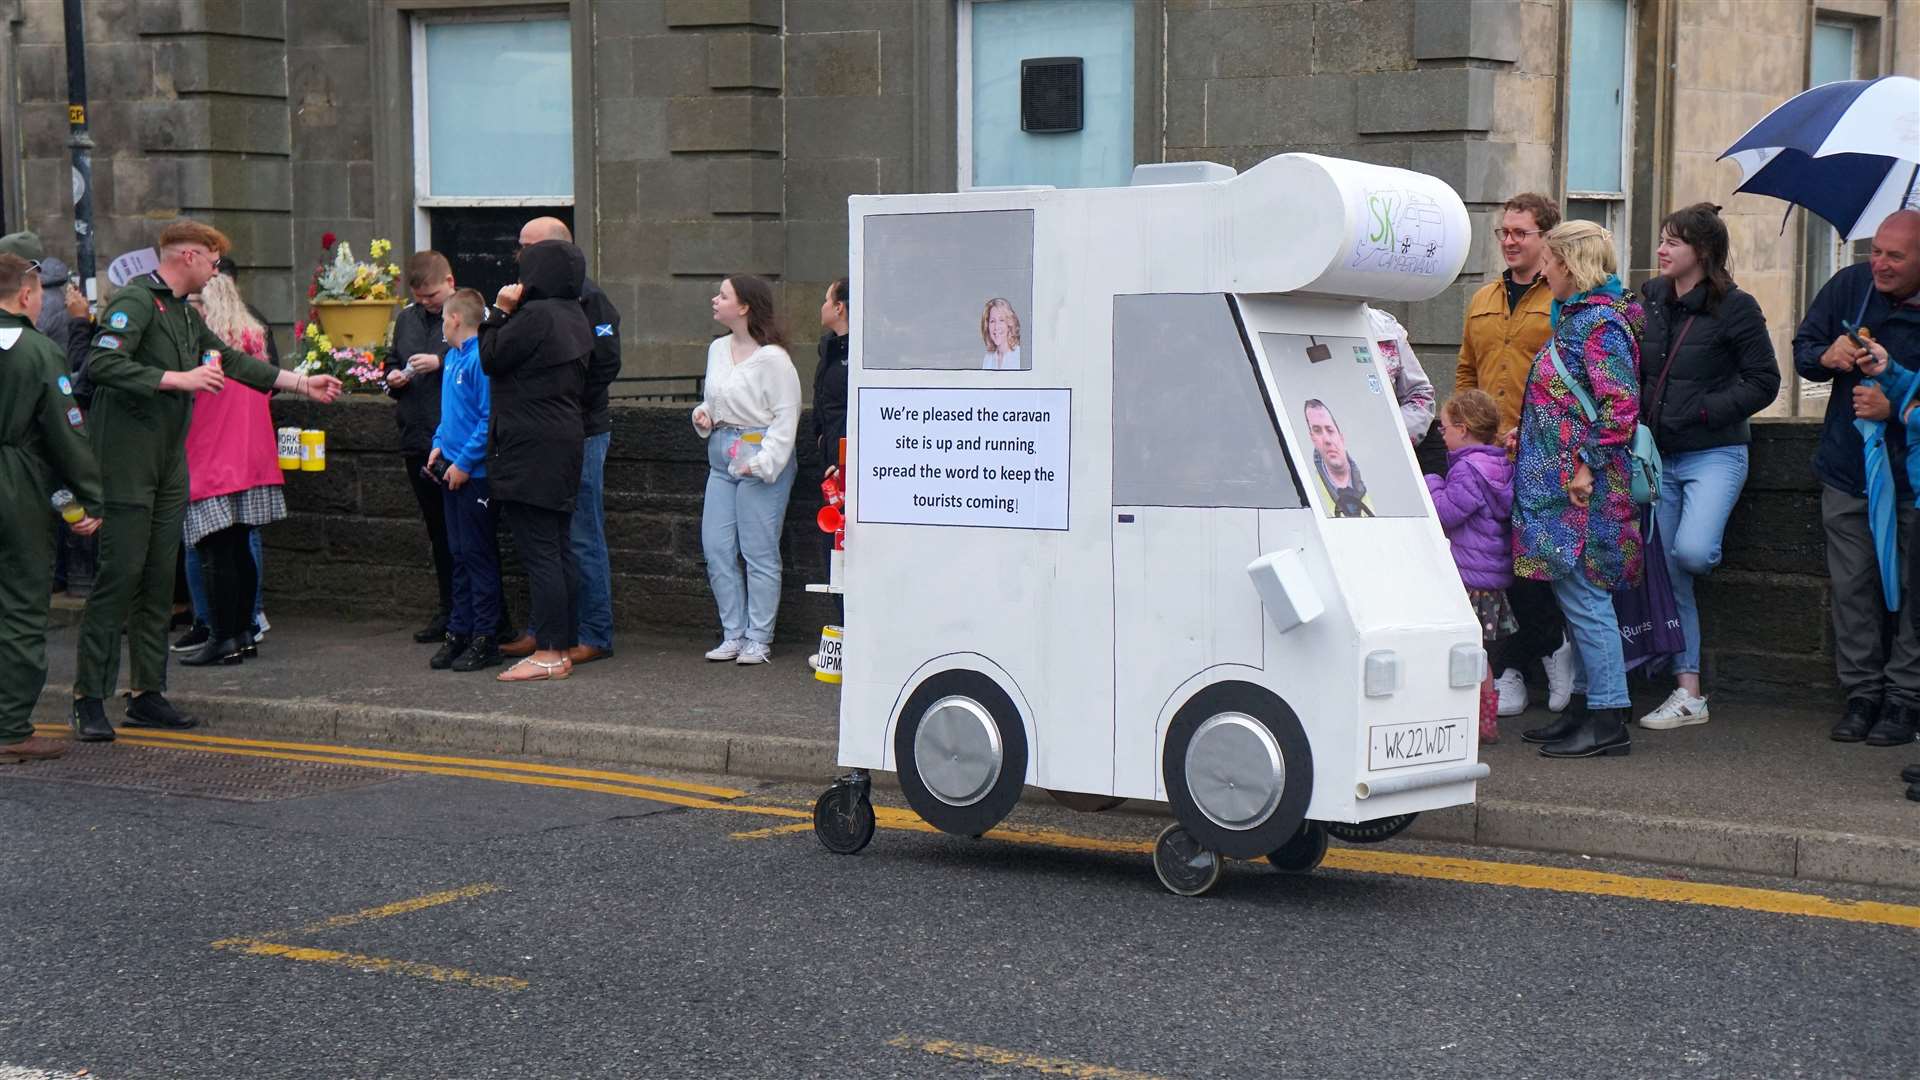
[{"x1": 987, "y1": 305, "x2": 1013, "y2": 351}]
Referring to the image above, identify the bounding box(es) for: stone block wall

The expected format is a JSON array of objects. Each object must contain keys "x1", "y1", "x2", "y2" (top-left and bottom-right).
[
  {"x1": 263, "y1": 396, "x2": 838, "y2": 645},
  {"x1": 267, "y1": 398, "x2": 1838, "y2": 699}
]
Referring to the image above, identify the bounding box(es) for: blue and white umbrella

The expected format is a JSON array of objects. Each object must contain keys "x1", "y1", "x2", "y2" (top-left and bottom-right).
[{"x1": 1720, "y1": 76, "x2": 1920, "y2": 240}]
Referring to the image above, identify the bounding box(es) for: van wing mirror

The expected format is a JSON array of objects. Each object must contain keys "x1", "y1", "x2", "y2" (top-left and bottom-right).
[{"x1": 1246, "y1": 549, "x2": 1324, "y2": 633}]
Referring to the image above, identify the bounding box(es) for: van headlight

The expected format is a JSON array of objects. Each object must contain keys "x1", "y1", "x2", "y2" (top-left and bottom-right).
[
  {"x1": 1363, "y1": 650, "x2": 1401, "y2": 697},
  {"x1": 1449, "y1": 643, "x2": 1486, "y2": 688}
]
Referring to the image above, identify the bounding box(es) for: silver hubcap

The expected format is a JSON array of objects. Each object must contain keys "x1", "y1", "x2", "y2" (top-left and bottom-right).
[
  {"x1": 1184, "y1": 712, "x2": 1285, "y2": 830},
  {"x1": 914, "y1": 695, "x2": 1003, "y2": 806}
]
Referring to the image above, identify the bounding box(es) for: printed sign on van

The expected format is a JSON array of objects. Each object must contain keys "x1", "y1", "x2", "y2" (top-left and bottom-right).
[{"x1": 857, "y1": 387, "x2": 1070, "y2": 531}]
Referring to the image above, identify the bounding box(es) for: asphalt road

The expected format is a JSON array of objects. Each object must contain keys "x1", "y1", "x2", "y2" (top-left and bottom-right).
[{"x1": 2, "y1": 737, "x2": 1916, "y2": 1079}]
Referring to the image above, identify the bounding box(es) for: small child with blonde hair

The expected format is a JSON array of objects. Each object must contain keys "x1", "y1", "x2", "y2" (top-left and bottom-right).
[{"x1": 1426, "y1": 389, "x2": 1517, "y2": 742}]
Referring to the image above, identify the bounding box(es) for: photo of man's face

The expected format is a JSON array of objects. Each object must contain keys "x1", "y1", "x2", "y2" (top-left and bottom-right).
[{"x1": 1305, "y1": 403, "x2": 1346, "y2": 473}]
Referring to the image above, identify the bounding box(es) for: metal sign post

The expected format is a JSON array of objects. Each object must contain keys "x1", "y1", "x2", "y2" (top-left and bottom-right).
[{"x1": 62, "y1": 0, "x2": 95, "y2": 300}]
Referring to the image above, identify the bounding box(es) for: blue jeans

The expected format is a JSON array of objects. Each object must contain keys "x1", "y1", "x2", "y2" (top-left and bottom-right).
[
  {"x1": 570, "y1": 431, "x2": 614, "y2": 649},
  {"x1": 186, "y1": 527, "x2": 263, "y2": 627},
  {"x1": 702, "y1": 428, "x2": 796, "y2": 644},
  {"x1": 1551, "y1": 573, "x2": 1630, "y2": 709},
  {"x1": 1653, "y1": 445, "x2": 1748, "y2": 676}
]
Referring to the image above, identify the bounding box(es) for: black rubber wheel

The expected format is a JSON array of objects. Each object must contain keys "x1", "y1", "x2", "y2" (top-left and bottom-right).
[
  {"x1": 1161, "y1": 682, "x2": 1313, "y2": 859},
  {"x1": 894, "y1": 670, "x2": 1029, "y2": 837},
  {"x1": 1152, "y1": 823, "x2": 1222, "y2": 897},
  {"x1": 1266, "y1": 820, "x2": 1329, "y2": 873},
  {"x1": 1324, "y1": 814, "x2": 1418, "y2": 845},
  {"x1": 812, "y1": 785, "x2": 876, "y2": 855}
]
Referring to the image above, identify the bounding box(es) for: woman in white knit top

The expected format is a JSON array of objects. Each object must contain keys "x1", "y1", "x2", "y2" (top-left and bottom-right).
[{"x1": 691, "y1": 275, "x2": 802, "y2": 664}]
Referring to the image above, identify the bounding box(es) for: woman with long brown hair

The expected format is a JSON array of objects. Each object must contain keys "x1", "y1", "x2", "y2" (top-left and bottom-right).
[{"x1": 692, "y1": 274, "x2": 801, "y2": 665}]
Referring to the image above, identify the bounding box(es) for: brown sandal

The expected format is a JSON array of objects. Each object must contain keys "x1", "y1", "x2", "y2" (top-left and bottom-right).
[{"x1": 497, "y1": 657, "x2": 572, "y2": 682}]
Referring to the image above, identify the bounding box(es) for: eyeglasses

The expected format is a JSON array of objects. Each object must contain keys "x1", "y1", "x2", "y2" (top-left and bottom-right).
[{"x1": 1492, "y1": 228, "x2": 1542, "y2": 242}]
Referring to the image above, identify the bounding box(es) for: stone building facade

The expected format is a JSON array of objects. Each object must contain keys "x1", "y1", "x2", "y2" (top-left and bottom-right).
[{"x1": 0, "y1": 0, "x2": 1913, "y2": 407}]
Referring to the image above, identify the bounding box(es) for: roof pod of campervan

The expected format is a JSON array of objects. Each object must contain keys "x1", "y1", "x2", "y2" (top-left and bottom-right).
[{"x1": 1215, "y1": 153, "x2": 1471, "y2": 304}]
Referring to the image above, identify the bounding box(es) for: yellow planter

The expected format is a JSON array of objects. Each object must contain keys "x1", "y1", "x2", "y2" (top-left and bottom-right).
[{"x1": 312, "y1": 299, "x2": 402, "y2": 350}]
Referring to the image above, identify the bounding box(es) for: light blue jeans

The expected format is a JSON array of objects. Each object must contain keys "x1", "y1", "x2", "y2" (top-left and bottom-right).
[
  {"x1": 702, "y1": 428, "x2": 796, "y2": 644},
  {"x1": 1653, "y1": 445, "x2": 1749, "y2": 675},
  {"x1": 186, "y1": 527, "x2": 263, "y2": 627},
  {"x1": 571, "y1": 431, "x2": 614, "y2": 650},
  {"x1": 1551, "y1": 573, "x2": 1630, "y2": 710}
]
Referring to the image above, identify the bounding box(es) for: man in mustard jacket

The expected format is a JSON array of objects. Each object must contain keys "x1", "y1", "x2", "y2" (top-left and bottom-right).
[
  {"x1": 1456, "y1": 192, "x2": 1572, "y2": 721},
  {"x1": 0, "y1": 253, "x2": 102, "y2": 763},
  {"x1": 69, "y1": 221, "x2": 343, "y2": 741}
]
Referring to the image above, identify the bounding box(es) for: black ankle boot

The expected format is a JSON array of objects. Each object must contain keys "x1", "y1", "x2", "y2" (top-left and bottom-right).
[
  {"x1": 430, "y1": 634, "x2": 471, "y2": 670},
  {"x1": 70, "y1": 696, "x2": 114, "y2": 742},
  {"x1": 1540, "y1": 707, "x2": 1632, "y2": 759},
  {"x1": 179, "y1": 635, "x2": 244, "y2": 666},
  {"x1": 1522, "y1": 693, "x2": 1586, "y2": 744},
  {"x1": 451, "y1": 635, "x2": 502, "y2": 672}
]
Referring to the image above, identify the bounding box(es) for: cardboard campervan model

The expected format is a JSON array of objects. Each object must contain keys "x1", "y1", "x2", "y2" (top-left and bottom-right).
[{"x1": 808, "y1": 153, "x2": 1485, "y2": 897}]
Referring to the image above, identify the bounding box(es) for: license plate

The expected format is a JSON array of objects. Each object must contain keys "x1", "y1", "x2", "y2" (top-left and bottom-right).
[{"x1": 1367, "y1": 718, "x2": 1470, "y2": 771}]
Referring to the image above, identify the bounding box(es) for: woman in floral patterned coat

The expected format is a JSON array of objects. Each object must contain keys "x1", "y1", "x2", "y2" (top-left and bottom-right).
[{"x1": 1511, "y1": 220, "x2": 1645, "y2": 760}]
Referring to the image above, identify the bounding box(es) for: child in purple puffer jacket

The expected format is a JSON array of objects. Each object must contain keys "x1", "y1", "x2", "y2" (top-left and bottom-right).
[{"x1": 1426, "y1": 390, "x2": 1517, "y2": 743}]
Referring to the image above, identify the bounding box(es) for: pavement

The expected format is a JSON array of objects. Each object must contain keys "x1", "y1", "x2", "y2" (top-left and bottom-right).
[
  {"x1": 28, "y1": 613, "x2": 1920, "y2": 891},
  {"x1": 4, "y1": 751, "x2": 1917, "y2": 1078}
]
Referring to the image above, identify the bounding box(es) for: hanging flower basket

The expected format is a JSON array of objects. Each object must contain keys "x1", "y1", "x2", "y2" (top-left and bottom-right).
[{"x1": 312, "y1": 299, "x2": 402, "y2": 349}]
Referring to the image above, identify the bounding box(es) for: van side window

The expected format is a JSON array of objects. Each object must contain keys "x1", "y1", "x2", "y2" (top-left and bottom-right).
[{"x1": 1111, "y1": 293, "x2": 1305, "y2": 508}]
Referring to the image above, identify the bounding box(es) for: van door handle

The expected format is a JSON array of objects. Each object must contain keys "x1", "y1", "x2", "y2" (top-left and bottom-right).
[{"x1": 1117, "y1": 514, "x2": 1135, "y2": 523}]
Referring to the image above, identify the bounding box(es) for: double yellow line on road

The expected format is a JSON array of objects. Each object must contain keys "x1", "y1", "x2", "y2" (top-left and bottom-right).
[{"x1": 29, "y1": 725, "x2": 1920, "y2": 932}]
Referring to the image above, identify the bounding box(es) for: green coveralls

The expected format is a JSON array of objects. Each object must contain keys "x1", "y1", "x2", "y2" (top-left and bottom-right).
[
  {"x1": 0, "y1": 310, "x2": 103, "y2": 743},
  {"x1": 72, "y1": 273, "x2": 282, "y2": 700}
]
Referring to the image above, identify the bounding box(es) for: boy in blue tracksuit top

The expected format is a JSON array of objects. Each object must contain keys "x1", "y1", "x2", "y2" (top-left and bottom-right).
[{"x1": 426, "y1": 288, "x2": 503, "y2": 672}]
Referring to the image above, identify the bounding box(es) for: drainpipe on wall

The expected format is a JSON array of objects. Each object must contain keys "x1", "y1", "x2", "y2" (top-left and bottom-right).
[{"x1": 61, "y1": 0, "x2": 93, "y2": 300}]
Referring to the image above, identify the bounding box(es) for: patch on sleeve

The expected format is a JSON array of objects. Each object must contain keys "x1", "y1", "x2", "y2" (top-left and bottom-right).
[
  {"x1": 595, "y1": 324, "x2": 615, "y2": 337},
  {"x1": 97, "y1": 334, "x2": 122, "y2": 350},
  {"x1": 66, "y1": 406, "x2": 83, "y2": 427},
  {"x1": 57, "y1": 375, "x2": 72, "y2": 395},
  {"x1": 108, "y1": 310, "x2": 129, "y2": 329}
]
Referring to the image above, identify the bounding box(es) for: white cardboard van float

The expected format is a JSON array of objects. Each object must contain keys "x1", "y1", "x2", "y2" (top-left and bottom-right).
[{"x1": 809, "y1": 153, "x2": 1487, "y2": 896}]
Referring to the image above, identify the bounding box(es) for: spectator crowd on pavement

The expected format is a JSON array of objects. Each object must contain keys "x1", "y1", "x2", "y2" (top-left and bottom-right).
[{"x1": 2, "y1": 198, "x2": 1918, "y2": 809}]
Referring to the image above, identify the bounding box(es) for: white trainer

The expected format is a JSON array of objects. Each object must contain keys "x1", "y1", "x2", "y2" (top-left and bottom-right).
[
  {"x1": 736, "y1": 641, "x2": 772, "y2": 665},
  {"x1": 253, "y1": 613, "x2": 271, "y2": 640},
  {"x1": 704, "y1": 638, "x2": 745, "y2": 661},
  {"x1": 1545, "y1": 637, "x2": 1575, "y2": 713},
  {"x1": 1640, "y1": 687, "x2": 1709, "y2": 730},
  {"x1": 1494, "y1": 669, "x2": 1528, "y2": 717}
]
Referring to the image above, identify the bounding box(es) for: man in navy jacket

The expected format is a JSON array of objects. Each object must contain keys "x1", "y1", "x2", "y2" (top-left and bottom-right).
[{"x1": 1794, "y1": 209, "x2": 1920, "y2": 746}]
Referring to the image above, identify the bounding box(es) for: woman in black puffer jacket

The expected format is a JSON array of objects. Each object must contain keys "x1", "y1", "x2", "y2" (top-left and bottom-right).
[
  {"x1": 1635, "y1": 203, "x2": 1781, "y2": 731},
  {"x1": 480, "y1": 240, "x2": 594, "y2": 682}
]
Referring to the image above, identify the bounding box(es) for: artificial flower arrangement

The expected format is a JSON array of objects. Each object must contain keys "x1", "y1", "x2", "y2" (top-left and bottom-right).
[
  {"x1": 293, "y1": 318, "x2": 391, "y2": 394},
  {"x1": 308, "y1": 233, "x2": 402, "y2": 303}
]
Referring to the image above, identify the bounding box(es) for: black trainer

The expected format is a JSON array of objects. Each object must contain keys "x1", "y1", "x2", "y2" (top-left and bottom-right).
[
  {"x1": 451, "y1": 635, "x2": 503, "y2": 672},
  {"x1": 170, "y1": 623, "x2": 211, "y2": 653},
  {"x1": 1902, "y1": 764, "x2": 1920, "y2": 785},
  {"x1": 179, "y1": 635, "x2": 243, "y2": 667},
  {"x1": 1865, "y1": 701, "x2": 1917, "y2": 747},
  {"x1": 1832, "y1": 697, "x2": 1878, "y2": 742},
  {"x1": 1522, "y1": 694, "x2": 1586, "y2": 745},
  {"x1": 70, "y1": 697, "x2": 114, "y2": 742},
  {"x1": 1539, "y1": 707, "x2": 1632, "y2": 759},
  {"x1": 123, "y1": 692, "x2": 199, "y2": 731},
  {"x1": 413, "y1": 612, "x2": 450, "y2": 644},
  {"x1": 430, "y1": 634, "x2": 471, "y2": 670}
]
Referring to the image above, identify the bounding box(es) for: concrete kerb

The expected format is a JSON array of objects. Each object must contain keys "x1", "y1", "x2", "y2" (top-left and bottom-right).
[{"x1": 28, "y1": 688, "x2": 1920, "y2": 894}]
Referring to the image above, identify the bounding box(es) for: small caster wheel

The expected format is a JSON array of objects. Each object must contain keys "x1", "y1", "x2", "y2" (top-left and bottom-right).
[
  {"x1": 1266, "y1": 820, "x2": 1328, "y2": 874},
  {"x1": 1152, "y1": 823, "x2": 1222, "y2": 897},
  {"x1": 813, "y1": 783, "x2": 875, "y2": 855}
]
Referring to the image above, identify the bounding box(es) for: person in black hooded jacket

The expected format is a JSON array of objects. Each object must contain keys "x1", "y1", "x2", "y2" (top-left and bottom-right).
[
  {"x1": 480, "y1": 239, "x2": 593, "y2": 682},
  {"x1": 1634, "y1": 203, "x2": 1780, "y2": 732},
  {"x1": 812, "y1": 279, "x2": 850, "y2": 595}
]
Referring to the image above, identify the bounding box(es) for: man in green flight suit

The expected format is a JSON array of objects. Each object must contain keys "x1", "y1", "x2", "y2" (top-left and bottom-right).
[
  {"x1": 70, "y1": 220, "x2": 342, "y2": 741},
  {"x1": 0, "y1": 253, "x2": 103, "y2": 763}
]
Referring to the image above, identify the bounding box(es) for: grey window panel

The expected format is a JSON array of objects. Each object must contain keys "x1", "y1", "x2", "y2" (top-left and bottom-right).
[
  {"x1": 1112, "y1": 293, "x2": 1302, "y2": 509},
  {"x1": 862, "y1": 210, "x2": 1036, "y2": 371}
]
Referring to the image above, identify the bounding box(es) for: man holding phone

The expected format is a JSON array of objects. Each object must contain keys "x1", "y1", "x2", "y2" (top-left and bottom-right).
[
  {"x1": 385, "y1": 251, "x2": 460, "y2": 643},
  {"x1": 1795, "y1": 209, "x2": 1920, "y2": 746}
]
